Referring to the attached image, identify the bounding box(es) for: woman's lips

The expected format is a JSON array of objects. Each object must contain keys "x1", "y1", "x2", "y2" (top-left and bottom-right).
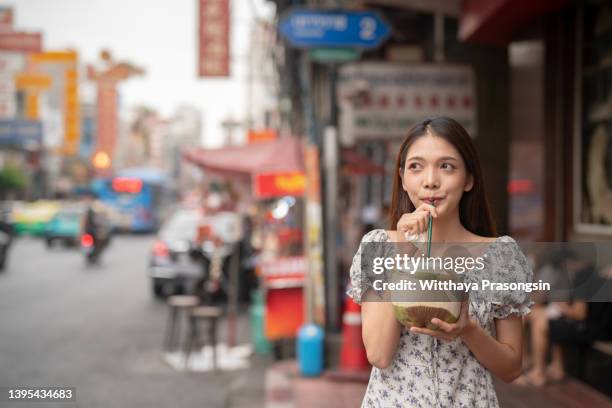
[{"x1": 423, "y1": 198, "x2": 443, "y2": 206}]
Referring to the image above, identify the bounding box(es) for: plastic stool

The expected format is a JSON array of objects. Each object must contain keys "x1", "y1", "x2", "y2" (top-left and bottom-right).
[
  {"x1": 184, "y1": 306, "x2": 223, "y2": 370},
  {"x1": 163, "y1": 295, "x2": 200, "y2": 352}
]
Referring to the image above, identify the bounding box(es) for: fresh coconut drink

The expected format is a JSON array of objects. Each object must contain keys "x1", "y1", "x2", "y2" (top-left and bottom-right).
[{"x1": 391, "y1": 270, "x2": 463, "y2": 330}]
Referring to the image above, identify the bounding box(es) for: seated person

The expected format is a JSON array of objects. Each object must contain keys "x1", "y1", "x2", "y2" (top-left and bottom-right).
[{"x1": 517, "y1": 252, "x2": 610, "y2": 386}]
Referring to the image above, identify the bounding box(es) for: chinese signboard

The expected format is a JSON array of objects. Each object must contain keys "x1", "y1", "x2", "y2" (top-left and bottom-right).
[
  {"x1": 198, "y1": 0, "x2": 230, "y2": 77},
  {"x1": 30, "y1": 51, "x2": 80, "y2": 154},
  {"x1": 337, "y1": 63, "x2": 477, "y2": 145}
]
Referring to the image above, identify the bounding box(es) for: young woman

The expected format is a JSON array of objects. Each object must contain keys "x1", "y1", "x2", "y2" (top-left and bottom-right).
[{"x1": 347, "y1": 117, "x2": 533, "y2": 407}]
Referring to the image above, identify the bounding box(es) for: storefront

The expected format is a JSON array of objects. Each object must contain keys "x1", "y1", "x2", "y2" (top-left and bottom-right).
[{"x1": 460, "y1": 0, "x2": 612, "y2": 242}]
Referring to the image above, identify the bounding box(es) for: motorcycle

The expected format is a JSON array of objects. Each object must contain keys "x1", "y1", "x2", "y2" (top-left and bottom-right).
[
  {"x1": 80, "y1": 227, "x2": 111, "y2": 265},
  {"x1": 81, "y1": 233, "x2": 100, "y2": 264}
]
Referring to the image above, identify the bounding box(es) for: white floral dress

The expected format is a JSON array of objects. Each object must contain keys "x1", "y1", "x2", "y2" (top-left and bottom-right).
[{"x1": 347, "y1": 229, "x2": 533, "y2": 408}]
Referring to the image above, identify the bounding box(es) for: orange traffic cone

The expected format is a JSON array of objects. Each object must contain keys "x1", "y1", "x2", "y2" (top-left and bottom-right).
[{"x1": 339, "y1": 296, "x2": 370, "y2": 371}]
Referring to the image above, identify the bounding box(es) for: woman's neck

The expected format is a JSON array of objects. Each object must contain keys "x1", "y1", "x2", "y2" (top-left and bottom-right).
[{"x1": 430, "y1": 211, "x2": 469, "y2": 242}]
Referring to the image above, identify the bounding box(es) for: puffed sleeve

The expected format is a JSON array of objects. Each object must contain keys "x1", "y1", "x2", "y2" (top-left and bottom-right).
[
  {"x1": 346, "y1": 229, "x2": 388, "y2": 305},
  {"x1": 488, "y1": 236, "x2": 534, "y2": 319}
]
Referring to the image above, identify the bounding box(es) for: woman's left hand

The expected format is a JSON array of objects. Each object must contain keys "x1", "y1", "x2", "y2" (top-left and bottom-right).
[{"x1": 409, "y1": 300, "x2": 476, "y2": 341}]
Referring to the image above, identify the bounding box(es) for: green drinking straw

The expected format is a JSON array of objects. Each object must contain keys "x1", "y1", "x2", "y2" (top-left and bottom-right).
[{"x1": 426, "y1": 203, "x2": 434, "y2": 258}]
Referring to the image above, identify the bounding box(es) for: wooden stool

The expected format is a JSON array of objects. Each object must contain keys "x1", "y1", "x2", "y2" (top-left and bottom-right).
[
  {"x1": 163, "y1": 295, "x2": 200, "y2": 352},
  {"x1": 184, "y1": 306, "x2": 223, "y2": 370}
]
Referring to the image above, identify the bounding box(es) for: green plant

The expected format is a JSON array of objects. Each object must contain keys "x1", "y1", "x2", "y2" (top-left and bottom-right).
[{"x1": 0, "y1": 166, "x2": 28, "y2": 192}]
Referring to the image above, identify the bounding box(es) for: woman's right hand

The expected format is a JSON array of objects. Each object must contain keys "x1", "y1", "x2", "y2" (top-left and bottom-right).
[{"x1": 396, "y1": 203, "x2": 438, "y2": 241}]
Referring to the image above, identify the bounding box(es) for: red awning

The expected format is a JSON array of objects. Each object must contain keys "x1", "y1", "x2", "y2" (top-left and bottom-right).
[
  {"x1": 182, "y1": 137, "x2": 304, "y2": 177},
  {"x1": 459, "y1": 0, "x2": 571, "y2": 45}
]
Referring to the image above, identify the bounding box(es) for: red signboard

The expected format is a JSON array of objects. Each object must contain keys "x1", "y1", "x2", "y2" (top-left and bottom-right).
[
  {"x1": 198, "y1": 0, "x2": 230, "y2": 77},
  {"x1": 253, "y1": 171, "x2": 306, "y2": 199},
  {"x1": 0, "y1": 32, "x2": 41, "y2": 53}
]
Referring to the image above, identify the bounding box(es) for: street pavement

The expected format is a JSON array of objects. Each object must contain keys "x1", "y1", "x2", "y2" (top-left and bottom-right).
[{"x1": 0, "y1": 235, "x2": 269, "y2": 408}]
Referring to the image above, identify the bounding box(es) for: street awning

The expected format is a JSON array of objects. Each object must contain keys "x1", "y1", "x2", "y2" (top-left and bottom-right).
[
  {"x1": 182, "y1": 137, "x2": 304, "y2": 177},
  {"x1": 459, "y1": 0, "x2": 571, "y2": 45}
]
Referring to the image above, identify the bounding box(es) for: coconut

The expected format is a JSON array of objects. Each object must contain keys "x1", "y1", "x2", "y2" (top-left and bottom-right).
[
  {"x1": 393, "y1": 301, "x2": 461, "y2": 329},
  {"x1": 390, "y1": 270, "x2": 463, "y2": 330}
]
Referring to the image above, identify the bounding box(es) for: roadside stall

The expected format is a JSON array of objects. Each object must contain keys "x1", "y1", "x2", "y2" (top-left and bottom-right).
[{"x1": 183, "y1": 137, "x2": 307, "y2": 349}]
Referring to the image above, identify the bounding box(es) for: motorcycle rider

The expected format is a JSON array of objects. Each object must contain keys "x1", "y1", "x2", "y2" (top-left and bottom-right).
[{"x1": 81, "y1": 193, "x2": 110, "y2": 259}]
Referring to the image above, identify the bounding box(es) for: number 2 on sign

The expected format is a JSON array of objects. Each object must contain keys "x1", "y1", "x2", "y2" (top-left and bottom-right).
[{"x1": 360, "y1": 17, "x2": 376, "y2": 40}]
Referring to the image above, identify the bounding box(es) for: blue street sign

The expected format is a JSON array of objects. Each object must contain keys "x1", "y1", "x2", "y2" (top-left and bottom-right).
[
  {"x1": 279, "y1": 9, "x2": 391, "y2": 49},
  {"x1": 0, "y1": 119, "x2": 42, "y2": 150}
]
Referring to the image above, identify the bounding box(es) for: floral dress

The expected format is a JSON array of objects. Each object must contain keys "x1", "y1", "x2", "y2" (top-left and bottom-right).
[{"x1": 346, "y1": 229, "x2": 533, "y2": 408}]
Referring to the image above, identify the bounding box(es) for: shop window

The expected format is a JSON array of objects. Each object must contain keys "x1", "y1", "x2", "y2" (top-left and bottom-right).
[{"x1": 576, "y1": 1, "x2": 612, "y2": 234}]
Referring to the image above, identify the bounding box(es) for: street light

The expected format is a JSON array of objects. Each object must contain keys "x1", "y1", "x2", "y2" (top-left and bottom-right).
[{"x1": 92, "y1": 151, "x2": 111, "y2": 170}]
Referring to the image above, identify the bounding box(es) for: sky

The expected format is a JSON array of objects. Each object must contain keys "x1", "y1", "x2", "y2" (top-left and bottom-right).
[{"x1": 13, "y1": 0, "x2": 275, "y2": 147}]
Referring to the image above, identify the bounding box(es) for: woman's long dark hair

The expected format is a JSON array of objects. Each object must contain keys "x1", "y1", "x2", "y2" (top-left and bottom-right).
[{"x1": 388, "y1": 117, "x2": 497, "y2": 237}]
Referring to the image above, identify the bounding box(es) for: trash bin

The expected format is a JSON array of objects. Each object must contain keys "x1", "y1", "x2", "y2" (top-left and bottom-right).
[{"x1": 297, "y1": 323, "x2": 324, "y2": 377}]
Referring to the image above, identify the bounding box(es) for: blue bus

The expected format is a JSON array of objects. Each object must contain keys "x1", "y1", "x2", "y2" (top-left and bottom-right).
[{"x1": 92, "y1": 168, "x2": 175, "y2": 232}]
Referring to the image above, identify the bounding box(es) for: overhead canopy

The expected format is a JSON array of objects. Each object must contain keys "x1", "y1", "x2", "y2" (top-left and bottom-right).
[
  {"x1": 459, "y1": 0, "x2": 571, "y2": 45},
  {"x1": 182, "y1": 137, "x2": 304, "y2": 177}
]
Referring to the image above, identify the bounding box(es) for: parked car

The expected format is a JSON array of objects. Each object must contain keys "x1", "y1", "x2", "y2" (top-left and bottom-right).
[
  {"x1": 44, "y1": 204, "x2": 84, "y2": 247},
  {"x1": 149, "y1": 208, "x2": 203, "y2": 298}
]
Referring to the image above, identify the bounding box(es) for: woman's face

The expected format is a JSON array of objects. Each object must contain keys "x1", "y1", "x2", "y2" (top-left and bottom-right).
[{"x1": 401, "y1": 134, "x2": 473, "y2": 217}]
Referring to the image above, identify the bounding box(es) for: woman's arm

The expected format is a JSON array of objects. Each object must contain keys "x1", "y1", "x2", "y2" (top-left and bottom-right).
[
  {"x1": 361, "y1": 301, "x2": 402, "y2": 369},
  {"x1": 559, "y1": 301, "x2": 587, "y2": 320},
  {"x1": 460, "y1": 315, "x2": 524, "y2": 382}
]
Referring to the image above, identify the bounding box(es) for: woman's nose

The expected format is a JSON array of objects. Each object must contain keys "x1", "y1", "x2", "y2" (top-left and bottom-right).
[{"x1": 423, "y1": 168, "x2": 440, "y2": 189}]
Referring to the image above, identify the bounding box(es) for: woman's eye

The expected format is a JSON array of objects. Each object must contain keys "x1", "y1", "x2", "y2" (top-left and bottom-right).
[
  {"x1": 441, "y1": 163, "x2": 455, "y2": 170},
  {"x1": 408, "y1": 163, "x2": 422, "y2": 170}
]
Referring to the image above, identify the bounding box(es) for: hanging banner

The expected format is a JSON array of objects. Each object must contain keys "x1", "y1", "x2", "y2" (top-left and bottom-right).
[
  {"x1": 337, "y1": 63, "x2": 477, "y2": 145},
  {"x1": 198, "y1": 0, "x2": 230, "y2": 77}
]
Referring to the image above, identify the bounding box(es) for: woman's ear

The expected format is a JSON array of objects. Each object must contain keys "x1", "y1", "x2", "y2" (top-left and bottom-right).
[{"x1": 464, "y1": 174, "x2": 474, "y2": 192}]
